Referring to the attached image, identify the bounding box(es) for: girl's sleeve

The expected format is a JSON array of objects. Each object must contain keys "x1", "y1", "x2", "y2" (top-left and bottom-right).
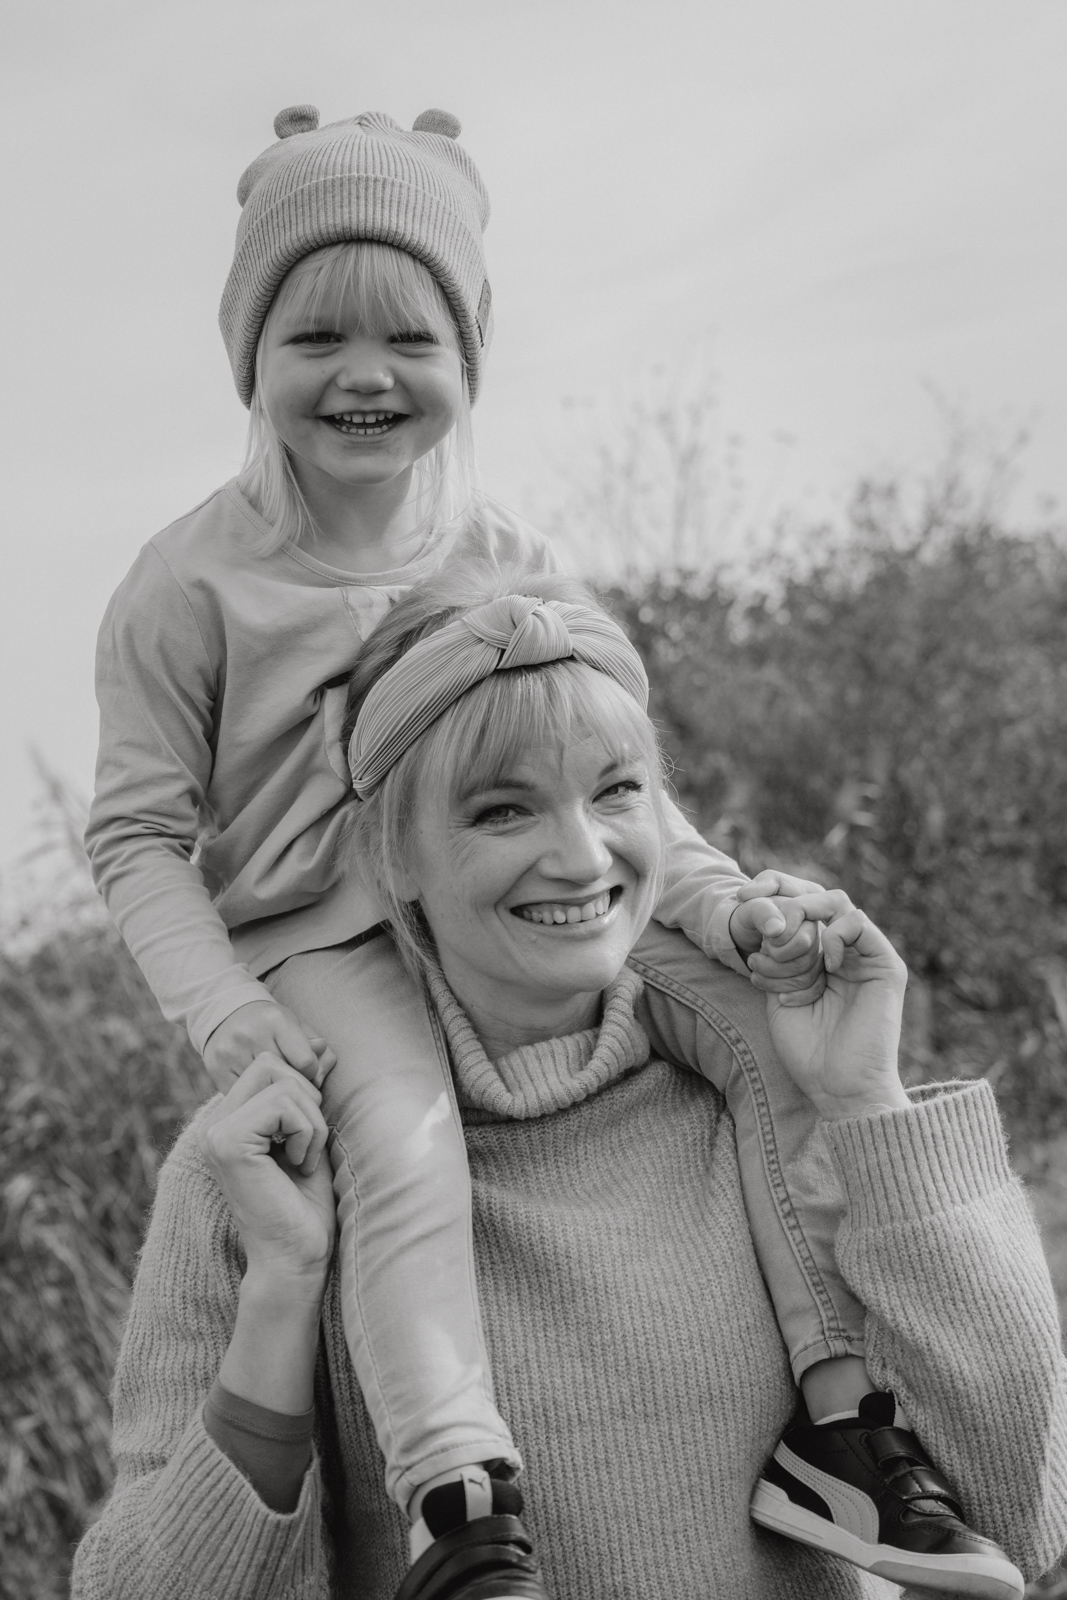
[
  {"x1": 824, "y1": 1080, "x2": 1067, "y2": 1584},
  {"x1": 652, "y1": 798, "x2": 751, "y2": 976},
  {"x1": 70, "y1": 1139, "x2": 332, "y2": 1600},
  {"x1": 85, "y1": 546, "x2": 274, "y2": 1053}
]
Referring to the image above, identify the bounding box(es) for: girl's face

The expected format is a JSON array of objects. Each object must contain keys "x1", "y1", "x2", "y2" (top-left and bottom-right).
[
  {"x1": 400, "y1": 732, "x2": 665, "y2": 1027},
  {"x1": 257, "y1": 265, "x2": 465, "y2": 503}
]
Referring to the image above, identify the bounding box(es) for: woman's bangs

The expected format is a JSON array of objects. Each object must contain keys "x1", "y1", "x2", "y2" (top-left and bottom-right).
[
  {"x1": 273, "y1": 242, "x2": 459, "y2": 347},
  {"x1": 419, "y1": 664, "x2": 662, "y2": 807}
]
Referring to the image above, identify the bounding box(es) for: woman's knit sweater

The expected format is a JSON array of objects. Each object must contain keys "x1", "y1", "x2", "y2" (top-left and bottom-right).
[{"x1": 72, "y1": 970, "x2": 1067, "y2": 1600}]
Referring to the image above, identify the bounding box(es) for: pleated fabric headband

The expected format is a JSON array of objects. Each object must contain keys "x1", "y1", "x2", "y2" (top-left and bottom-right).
[{"x1": 348, "y1": 593, "x2": 650, "y2": 798}]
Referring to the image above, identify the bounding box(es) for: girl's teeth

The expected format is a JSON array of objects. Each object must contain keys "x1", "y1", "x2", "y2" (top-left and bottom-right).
[{"x1": 333, "y1": 411, "x2": 398, "y2": 427}]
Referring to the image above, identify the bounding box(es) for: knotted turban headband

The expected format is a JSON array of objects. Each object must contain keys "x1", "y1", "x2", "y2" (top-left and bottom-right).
[{"x1": 347, "y1": 593, "x2": 650, "y2": 798}]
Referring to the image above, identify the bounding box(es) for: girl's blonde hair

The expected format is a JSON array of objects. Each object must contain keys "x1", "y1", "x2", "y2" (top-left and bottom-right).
[
  {"x1": 239, "y1": 242, "x2": 480, "y2": 556},
  {"x1": 341, "y1": 564, "x2": 669, "y2": 979}
]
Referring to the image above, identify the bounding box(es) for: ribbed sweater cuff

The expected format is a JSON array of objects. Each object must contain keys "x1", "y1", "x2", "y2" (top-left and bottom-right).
[
  {"x1": 146, "y1": 1411, "x2": 322, "y2": 1594},
  {"x1": 824, "y1": 1079, "x2": 1012, "y2": 1231},
  {"x1": 203, "y1": 1378, "x2": 314, "y2": 1514}
]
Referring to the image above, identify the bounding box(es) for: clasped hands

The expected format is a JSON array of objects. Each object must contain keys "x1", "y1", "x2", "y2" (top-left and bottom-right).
[{"x1": 732, "y1": 871, "x2": 910, "y2": 1122}]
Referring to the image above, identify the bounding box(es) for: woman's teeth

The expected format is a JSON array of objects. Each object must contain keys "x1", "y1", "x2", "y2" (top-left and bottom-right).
[
  {"x1": 517, "y1": 893, "x2": 612, "y2": 926},
  {"x1": 328, "y1": 411, "x2": 400, "y2": 436}
]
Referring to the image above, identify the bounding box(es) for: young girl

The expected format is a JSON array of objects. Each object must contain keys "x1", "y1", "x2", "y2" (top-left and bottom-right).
[{"x1": 86, "y1": 104, "x2": 1021, "y2": 1600}]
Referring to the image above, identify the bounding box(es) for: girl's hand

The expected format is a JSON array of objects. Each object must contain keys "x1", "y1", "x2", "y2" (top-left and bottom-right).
[
  {"x1": 202, "y1": 998, "x2": 337, "y2": 1092},
  {"x1": 764, "y1": 891, "x2": 911, "y2": 1121},
  {"x1": 198, "y1": 1055, "x2": 337, "y2": 1289}
]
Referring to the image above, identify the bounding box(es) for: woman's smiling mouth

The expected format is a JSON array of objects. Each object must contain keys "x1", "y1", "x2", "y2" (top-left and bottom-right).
[
  {"x1": 324, "y1": 410, "x2": 405, "y2": 437},
  {"x1": 513, "y1": 889, "x2": 618, "y2": 926}
]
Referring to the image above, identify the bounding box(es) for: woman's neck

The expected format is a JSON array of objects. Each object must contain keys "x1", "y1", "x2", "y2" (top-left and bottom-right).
[
  {"x1": 437, "y1": 962, "x2": 602, "y2": 1063},
  {"x1": 292, "y1": 463, "x2": 427, "y2": 574}
]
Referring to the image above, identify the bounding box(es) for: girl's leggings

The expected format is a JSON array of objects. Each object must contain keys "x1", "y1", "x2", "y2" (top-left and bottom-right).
[{"x1": 264, "y1": 919, "x2": 866, "y2": 1512}]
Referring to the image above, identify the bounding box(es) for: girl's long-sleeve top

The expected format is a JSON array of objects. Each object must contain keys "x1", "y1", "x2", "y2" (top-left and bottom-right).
[
  {"x1": 86, "y1": 481, "x2": 749, "y2": 1053},
  {"x1": 71, "y1": 965, "x2": 1067, "y2": 1599}
]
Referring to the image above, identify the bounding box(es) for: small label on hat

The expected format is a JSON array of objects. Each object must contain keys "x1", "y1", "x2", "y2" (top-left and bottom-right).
[{"x1": 477, "y1": 279, "x2": 492, "y2": 344}]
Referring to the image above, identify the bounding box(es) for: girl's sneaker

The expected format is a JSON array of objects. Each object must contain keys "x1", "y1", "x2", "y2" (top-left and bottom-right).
[
  {"x1": 398, "y1": 1472, "x2": 550, "y2": 1600},
  {"x1": 750, "y1": 1391, "x2": 1024, "y2": 1600}
]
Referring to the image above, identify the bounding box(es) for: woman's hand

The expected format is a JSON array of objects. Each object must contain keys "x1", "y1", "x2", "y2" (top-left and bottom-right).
[
  {"x1": 764, "y1": 891, "x2": 911, "y2": 1121},
  {"x1": 198, "y1": 1054, "x2": 337, "y2": 1290}
]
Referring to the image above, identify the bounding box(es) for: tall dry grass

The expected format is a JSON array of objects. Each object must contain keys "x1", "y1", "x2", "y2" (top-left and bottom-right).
[{"x1": 0, "y1": 907, "x2": 204, "y2": 1598}]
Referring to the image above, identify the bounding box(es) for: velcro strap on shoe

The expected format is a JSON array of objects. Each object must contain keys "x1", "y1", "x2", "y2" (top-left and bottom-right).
[
  {"x1": 865, "y1": 1427, "x2": 966, "y2": 1519},
  {"x1": 866, "y1": 1426, "x2": 929, "y2": 1469},
  {"x1": 894, "y1": 1466, "x2": 965, "y2": 1516},
  {"x1": 426, "y1": 1543, "x2": 543, "y2": 1600},
  {"x1": 395, "y1": 1515, "x2": 542, "y2": 1600}
]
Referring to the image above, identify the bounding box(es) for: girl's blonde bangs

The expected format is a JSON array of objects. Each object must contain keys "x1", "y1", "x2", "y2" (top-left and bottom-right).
[{"x1": 271, "y1": 242, "x2": 460, "y2": 348}]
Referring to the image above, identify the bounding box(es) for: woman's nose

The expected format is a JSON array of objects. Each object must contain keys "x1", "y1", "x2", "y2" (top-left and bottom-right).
[{"x1": 542, "y1": 810, "x2": 614, "y2": 883}]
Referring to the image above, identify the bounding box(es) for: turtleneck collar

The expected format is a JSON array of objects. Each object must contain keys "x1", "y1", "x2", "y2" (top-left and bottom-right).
[{"x1": 423, "y1": 965, "x2": 651, "y2": 1121}]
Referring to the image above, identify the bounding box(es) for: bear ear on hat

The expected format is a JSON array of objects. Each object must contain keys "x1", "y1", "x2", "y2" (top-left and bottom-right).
[
  {"x1": 413, "y1": 108, "x2": 461, "y2": 139},
  {"x1": 274, "y1": 104, "x2": 320, "y2": 139}
]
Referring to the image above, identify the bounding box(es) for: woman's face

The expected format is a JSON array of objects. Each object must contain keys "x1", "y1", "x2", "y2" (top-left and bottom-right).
[{"x1": 403, "y1": 732, "x2": 665, "y2": 1023}]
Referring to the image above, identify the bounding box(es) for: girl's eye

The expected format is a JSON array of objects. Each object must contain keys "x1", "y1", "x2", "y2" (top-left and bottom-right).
[
  {"x1": 389, "y1": 330, "x2": 437, "y2": 346},
  {"x1": 294, "y1": 330, "x2": 340, "y2": 347}
]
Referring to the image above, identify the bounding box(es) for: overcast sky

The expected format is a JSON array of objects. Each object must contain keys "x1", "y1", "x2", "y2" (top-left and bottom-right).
[{"x1": 2, "y1": 0, "x2": 1065, "y2": 877}]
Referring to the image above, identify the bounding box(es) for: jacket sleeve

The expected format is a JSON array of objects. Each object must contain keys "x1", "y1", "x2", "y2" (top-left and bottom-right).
[
  {"x1": 70, "y1": 1138, "x2": 332, "y2": 1600},
  {"x1": 84, "y1": 546, "x2": 274, "y2": 1053},
  {"x1": 825, "y1": 1080, "x2": 1067, "y2": 1584},
  {"x1": 652, "y1": 799, "x2": 751, "y2": 976}
]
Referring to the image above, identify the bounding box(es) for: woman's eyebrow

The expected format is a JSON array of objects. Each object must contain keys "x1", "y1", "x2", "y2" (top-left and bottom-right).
[
  {"x1": 458, "y1": 776, "x2": 539, "y2": 802},
  {"x1": 597, "y1": 756, "x2": 635, "y2": 779}
]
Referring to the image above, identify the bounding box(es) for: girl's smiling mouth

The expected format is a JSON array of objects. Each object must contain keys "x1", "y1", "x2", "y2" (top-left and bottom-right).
[
  {"x1": 512, "y1": 887, "x2": 621, "y2": 926},
  {"x1": 324, "y1": 410, "x2": 406, "y2": 437}
]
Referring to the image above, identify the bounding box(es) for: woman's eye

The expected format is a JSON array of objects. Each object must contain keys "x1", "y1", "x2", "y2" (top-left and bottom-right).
[
  {"x1": 473, "y1": 803, "x2": 525, "y2": 827},
  {"x1": 597, "y1": 779, "x2": 643, "y2": 803}
]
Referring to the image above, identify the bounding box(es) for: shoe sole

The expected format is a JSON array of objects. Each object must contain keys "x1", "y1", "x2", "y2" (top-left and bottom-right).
[{"x1": 751, "y1": 1480, "x2": 1025, "y2": 1600}]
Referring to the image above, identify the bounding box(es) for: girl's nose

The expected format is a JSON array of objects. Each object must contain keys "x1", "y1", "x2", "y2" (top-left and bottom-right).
[
  {"x1": 336, "y1": 344, "x2": 395, "y2": 394},
  {"x1": 338, "y1": 365, "x2": 394, "y2": 394},
  {"x1": 542, "y1": 809, "x2": 613, "y2": 883}
]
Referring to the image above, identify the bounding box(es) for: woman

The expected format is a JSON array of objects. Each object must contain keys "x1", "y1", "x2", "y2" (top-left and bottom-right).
[{"x1": 73, "y1": 570, "x2": 1067, "y2": 1600}]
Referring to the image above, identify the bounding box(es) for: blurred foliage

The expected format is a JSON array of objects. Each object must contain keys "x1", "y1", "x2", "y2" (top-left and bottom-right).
[
  {"x1": 607, "y1": 478, "x2": 1067, "y2": 1154},
  {"x1": 0, "y1": 921, "x2": 203, "y2": 1598}
]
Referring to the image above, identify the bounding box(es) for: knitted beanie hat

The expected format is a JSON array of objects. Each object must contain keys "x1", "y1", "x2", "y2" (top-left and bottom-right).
[{"x1": 219, "y1": 104, "x2": 492, "y2": 407}]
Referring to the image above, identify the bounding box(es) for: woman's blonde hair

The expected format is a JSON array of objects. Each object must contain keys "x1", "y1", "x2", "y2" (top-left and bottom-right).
[
  {"x1": 341, "y1": 564, "x2": 668, "y2": 979},
  {"x1": 239, "y1": 242, "x2": 480, "y2": 556}
]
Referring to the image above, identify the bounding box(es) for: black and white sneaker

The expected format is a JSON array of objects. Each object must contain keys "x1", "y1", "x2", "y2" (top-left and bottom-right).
[
  {"x1": 750, "y1": 1391, "x2": 1024, "y2": 1599},
  {"x1": 398, "y1": 1472, "x2": 550, "y2": 1600}
]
